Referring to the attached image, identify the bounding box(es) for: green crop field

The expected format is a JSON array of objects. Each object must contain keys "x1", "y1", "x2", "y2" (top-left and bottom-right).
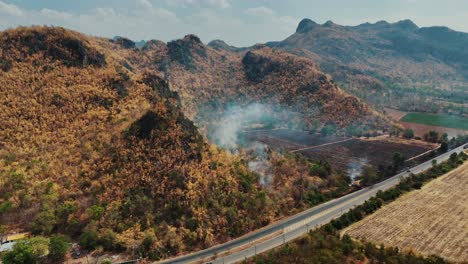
[{"x1": 401, "y1": 112, "x2": 468, "y2": 130}]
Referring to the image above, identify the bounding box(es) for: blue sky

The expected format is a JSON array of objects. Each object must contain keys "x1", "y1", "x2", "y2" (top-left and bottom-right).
[{"x1": 1, "y1": 0, "x2": 467, "y2": 46}]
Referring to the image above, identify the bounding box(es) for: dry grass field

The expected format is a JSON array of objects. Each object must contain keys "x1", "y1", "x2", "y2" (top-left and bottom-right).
[{"x1": 343, "y1": 161, "x2": 468, "y2": 263}]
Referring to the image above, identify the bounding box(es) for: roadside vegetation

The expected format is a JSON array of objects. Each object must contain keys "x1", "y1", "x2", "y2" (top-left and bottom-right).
[{"x1": 248, "y1": 151, "x2": 467, "y2": 264}]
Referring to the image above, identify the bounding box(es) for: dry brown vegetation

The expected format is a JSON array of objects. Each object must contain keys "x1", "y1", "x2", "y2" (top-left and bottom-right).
[
  {"x1": 0, "y1": 26, "x2": 385, "y2": 260},
  {"x1": 0, "y1": 26, "x2": 276, "y2": 258},
  {"x1": 128, "y1": 35, "x2": 393, "y2": 135},
  {"x1": 343, "y1": 161, "x2": 468, "y2": 263}
]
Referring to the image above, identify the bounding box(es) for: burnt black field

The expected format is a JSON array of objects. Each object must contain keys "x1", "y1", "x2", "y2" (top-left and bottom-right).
[{"x1": 244, "y1": 129, "x2": 435, "y2": 174}]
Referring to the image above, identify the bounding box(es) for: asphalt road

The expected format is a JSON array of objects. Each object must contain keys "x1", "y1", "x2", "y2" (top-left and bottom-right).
[{"x1": 158, "y1": 144, "x2": 467, "y2": 264}]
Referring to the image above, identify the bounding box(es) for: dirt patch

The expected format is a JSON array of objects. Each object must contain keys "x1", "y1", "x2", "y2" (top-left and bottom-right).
[
  {"x1": 384, "y1": 108, "x2": 408, "y2": 121},
  {"x1": 343, "y1": 161, "x2": 468, "y2": 263},
  {"x1": 401, "y1": 122, "x2": 468, "y2": 138}
]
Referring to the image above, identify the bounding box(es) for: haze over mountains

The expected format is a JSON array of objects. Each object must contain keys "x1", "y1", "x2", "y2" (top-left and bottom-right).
[{"x1": 264, "y1": 18, "x2": 468, "y2": 115}]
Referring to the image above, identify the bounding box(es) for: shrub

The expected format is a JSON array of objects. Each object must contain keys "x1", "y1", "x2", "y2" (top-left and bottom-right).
[
  {"x1": 48, "y1": 234, "x2": 70, "y2": 261},
  {"x1": 79, "y1": 230, "x2": 100, "y2": 250},
  {"x1": 402, "y1": 129, "x2": 414, "y2": 139},
  {"x1": 1, "y1": 240, "x2": 38, "y2": 264}
]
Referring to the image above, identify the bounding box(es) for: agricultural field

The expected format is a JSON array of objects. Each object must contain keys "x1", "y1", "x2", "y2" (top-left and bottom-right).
[
  {"x1": 400, "y1": 122, "x2": 468, "y2": 139},
  {"x1": 244, "y1": 129, "x2": 437, "y2": 174},
  {"x1": 385, "y1": 108, "x2": 468, "y2": 138},
  {"x1": 401, "y1": 112, "x2": 468, "y2": 130},
  {"x1": 343, "y1": 161, "x2": 468, "y2": 263}
]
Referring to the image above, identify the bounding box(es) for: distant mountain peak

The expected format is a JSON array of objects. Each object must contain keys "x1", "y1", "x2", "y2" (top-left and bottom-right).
[
  {"x1": 375, "y1": 20, "x2": 390, "y2": 26},
  {"x1": 207, "y1": 39, "x2": 245, "y2": 52},
  {"x1": 393, "y1": 19, "x2": 419, "y2": 30},
  {"x1": 182, "y1": 34, "x2": 203, "y2": 44},
  {"x1": 296, "y1": 18, "x2": 318, "y2": 33},
  {"x1": 323, "y1": 20, "x2": 336, "y2": 27}
]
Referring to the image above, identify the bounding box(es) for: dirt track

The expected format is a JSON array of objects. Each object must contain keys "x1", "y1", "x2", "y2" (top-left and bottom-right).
[{"x1": 343, "y1": 161, "x2": 468, "y2": 263}]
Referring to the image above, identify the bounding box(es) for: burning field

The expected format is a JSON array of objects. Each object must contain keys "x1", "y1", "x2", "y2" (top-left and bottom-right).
[{"x1": 244, "y1": 129, "x2": 437, "y2": 177}]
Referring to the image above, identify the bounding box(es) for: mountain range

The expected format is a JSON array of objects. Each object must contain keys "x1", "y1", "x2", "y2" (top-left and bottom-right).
[{"x1": 265, "y1": 19, "x2": 468, "y2": 115}]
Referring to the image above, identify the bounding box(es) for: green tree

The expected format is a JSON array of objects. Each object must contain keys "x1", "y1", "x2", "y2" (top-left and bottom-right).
[
  {"x1": 439, "y1": 142, "x2": 448, "y2": 153},
  {"x1": 86, "y1": 205, "x2": 105, "y2": 221},
  {"x1": 1, "y1": 240, "x2": 38, "y2": 264},
  {"x1": 2, "y1": 237, "x2": 48, "y2": 264},
  {"x1": 320, "y1": 124, "x2": 336, "y2": 136},
  {"x1": 360, "y1": 165, "x2": 379, "y2": 186},
  {"x1": 392, "y1": 152, "x2": 405, "y2": 169},
  {"x1": 30, "y1": 207, "x2": 57, "y2": 235},
  {"x1": 424, "y1": 130, "x2": 439, "y2": 143},
  {"x1": 402, "y1": 129, "x2": 414, "y2": 139},
  {"x1": 79, "y1": 230, "x2": 99, "y2": 250},
  {"x1": 48, "y1": 234, "x2": 70, "y2": 262},
  {"x1": 449, "y1": 152, "x2": 458, "y2": 163}
]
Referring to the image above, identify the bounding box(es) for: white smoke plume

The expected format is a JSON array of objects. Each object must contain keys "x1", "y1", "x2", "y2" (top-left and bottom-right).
[
  {"x1": 211, "y1": 103, "x2": 270, "y2": 151},
  {"x1": 346, "y1": 157, "x2": 368, "y2": 182},
  {"x1": 247, "y1": 142, "x2": 272, "y2": 187},
  {"x1": 210, "y1": 103, "x2": 275, "y2": 186}
]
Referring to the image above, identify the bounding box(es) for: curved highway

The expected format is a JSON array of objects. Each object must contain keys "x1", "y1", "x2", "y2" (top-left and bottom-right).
[{"x1": 158, "y1": 144, "x2": 467, "y2": 264}]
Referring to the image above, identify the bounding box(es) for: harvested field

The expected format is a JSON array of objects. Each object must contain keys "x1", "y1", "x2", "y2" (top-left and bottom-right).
[
  {"x1": 244, "y1": 129, "x2": 437, "y2": 174},
  {"x1": 401, "y1": 122, "x2": 468, "y2": 139},
  {"x1": 384, "y1": 108, "x2": 468, "y2": 138},
  {"x1": 401, "y1": 113, "x2": 468, "y2": 130},
  {"x1": 384, "y1": 108, "x2": 408, "y2": 121},
  {"x1": 343, "y1": 161, "x2": 468, "y2": 263}
]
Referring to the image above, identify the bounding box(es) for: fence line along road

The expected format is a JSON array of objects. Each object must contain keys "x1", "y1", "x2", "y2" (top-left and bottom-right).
[{"x1": 157, "y1": 144, "x2": 467, "y2": 264}]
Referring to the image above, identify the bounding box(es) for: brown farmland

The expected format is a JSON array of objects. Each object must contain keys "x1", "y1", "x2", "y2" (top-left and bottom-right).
[
  {"x1": 244, "y1": 129, "x2": 437, "y2": 173},
  {"x1": 343, "y1": 161, "x2": 468, "y2": 263},
  {"x1": 400, "y1": 121, "x2": 468, "y2": 139},
  {"x1": 385, "y1": 108, "x2": 468, "y2": 138}
]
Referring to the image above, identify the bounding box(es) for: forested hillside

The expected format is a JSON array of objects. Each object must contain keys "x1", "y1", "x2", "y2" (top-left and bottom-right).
[
  {"x1": 130, "y1": 34, "x2": 392, "y2": 135},
  {"x1": 268, "y1": 19, "x2": 468, "y2": 115},
  {"x1": 0, "y1": 26, "x2": 391, "y2": 260}
]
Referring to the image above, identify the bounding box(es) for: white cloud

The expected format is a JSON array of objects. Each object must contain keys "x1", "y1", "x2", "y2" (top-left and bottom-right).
[
  {"x1": 40, "y1": 8, "x2": 73, "y2": 20},
  {"x1": 0, "y1": 1, "x2": 299, "y2": 46},
  {"x1": 245, "y1": 6, "x2": 275, "y2": 17},
  {"x1": 208, "y1": 0, "x2": 230, "y2": 8},
  {"x1": 0, "y1": 1, "x2": 23, "y2": 16},
  {"x1": 139, "y1": 0, "x2": 153, "y2": 9},
  {"x1": 167, "y1": 0, "x2": 230, "y2": 8}
]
